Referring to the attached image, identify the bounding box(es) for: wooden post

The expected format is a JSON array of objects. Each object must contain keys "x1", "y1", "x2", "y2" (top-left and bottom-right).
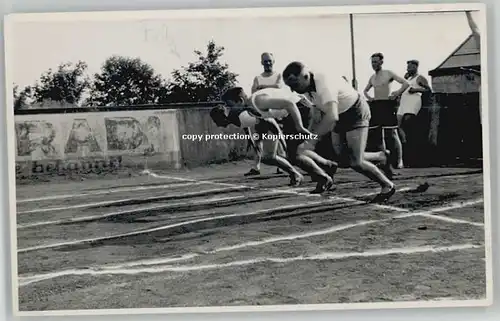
[{"x1": 349, "y1": 14, "x2": 358, "y2": 90}]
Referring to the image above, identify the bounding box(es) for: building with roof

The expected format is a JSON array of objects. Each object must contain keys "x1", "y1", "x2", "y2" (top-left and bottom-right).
[
  {"x1": 425, "y1": 34, "x2": 482, "y2": 166},
  {"x1": 428, "y1": 34, "x2": 480, "y2": 93}
]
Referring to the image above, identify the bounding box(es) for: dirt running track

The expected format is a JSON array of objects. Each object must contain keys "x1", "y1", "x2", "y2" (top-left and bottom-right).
[{"x1": 14, "y1": 161, "x2": 487, "y2": 312}]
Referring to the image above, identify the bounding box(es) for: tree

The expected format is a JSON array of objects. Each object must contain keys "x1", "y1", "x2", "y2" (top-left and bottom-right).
[
  {"x1": 31, "y1": 61, "x2": 89, "y2": 106},
  {"x1": 13, "y1": 84, "x2": 33, "y2": 110},
  {"x1": 86, "y1": 55, "x2": 169, "y2": 107},
  {"x1": 167, "y1": 40, "x2": 238, "y2": 103}
]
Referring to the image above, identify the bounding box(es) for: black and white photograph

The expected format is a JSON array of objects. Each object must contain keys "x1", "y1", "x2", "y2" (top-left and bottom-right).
[{"x1": 4, "y1": 3, "x2": 492, "y2": 316}]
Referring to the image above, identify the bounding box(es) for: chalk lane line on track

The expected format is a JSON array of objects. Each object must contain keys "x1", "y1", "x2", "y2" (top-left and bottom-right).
[{"x1": 18, "y1": 243, "x2": 483, "y2": 287}]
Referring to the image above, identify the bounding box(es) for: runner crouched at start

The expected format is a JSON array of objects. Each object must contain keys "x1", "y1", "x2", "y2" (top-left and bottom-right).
[
  {"x1": 219, "y1": 87, "x2": 337, "y2": 193},
  {"x1": 283, "y1": 61, "x2": 396, "y2": 202},
  {"x1": 209, "y1": 103, "x2": 304, "y2": 186}
]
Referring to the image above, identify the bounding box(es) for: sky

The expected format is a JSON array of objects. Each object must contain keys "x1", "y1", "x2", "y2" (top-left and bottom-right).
[{"x1": 8, "y1": 10, "x2": 480, "y2": 97}]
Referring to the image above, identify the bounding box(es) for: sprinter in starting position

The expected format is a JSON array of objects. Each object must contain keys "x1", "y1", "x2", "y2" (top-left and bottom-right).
[
  {"x1": 283, "y1": 61, "x2": 396, "y2": 203},
  {"x1": 219, "y1": 86, "x2": 337, "y2": 193},
  {"x1": 210, "y1": 103, "x2": 304, "y2": 186}
]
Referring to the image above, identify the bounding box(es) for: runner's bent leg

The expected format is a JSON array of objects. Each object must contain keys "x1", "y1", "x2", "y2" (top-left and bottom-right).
[
  {"x1": 345, "y1": 127, "x2": 394, "y2": 192},
  {"x1": 261, "y1": 139, "x2": 302, "y2": 183}
]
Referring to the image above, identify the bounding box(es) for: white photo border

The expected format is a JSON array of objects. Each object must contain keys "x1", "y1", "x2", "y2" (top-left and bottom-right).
[{"x1": 3, "y1": 2, "x2": 492, "y2": 317}]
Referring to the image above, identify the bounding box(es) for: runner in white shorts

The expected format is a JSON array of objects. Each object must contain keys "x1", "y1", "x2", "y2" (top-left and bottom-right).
[{"x1": 283, "y1": 61, "x2": 396, "y2": 203}]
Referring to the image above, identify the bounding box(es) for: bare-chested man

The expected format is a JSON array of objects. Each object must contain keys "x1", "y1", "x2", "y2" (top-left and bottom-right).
[{"x1": 363, "y1": 52, "x2": 409, "y2": 169}]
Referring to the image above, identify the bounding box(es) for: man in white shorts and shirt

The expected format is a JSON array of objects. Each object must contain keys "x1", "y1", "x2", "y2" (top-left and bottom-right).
[
  {"x1": 283, "y1": 61, "x2": 396, "y2": 203},
  {"x1": 398, "y1": 60, "x2": 431, "y2": 148},
  {"x1": 220, "y1": 86, "x2": 338, "y2": 193},
  {"x1": 245, "y1": 52, "x2": 286, "y2": 176}
]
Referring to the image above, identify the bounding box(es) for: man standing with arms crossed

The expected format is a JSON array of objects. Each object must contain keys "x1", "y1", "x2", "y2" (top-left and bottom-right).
[
  {"x1": 251, "y1": 52, "x2": 284, "y2": 93},
  {"x1": 283, "y1": 61, "x2": 396, "y2": 203},
  {"x1": 363, "y1": 52, "x2": 409, "y2": 170}
]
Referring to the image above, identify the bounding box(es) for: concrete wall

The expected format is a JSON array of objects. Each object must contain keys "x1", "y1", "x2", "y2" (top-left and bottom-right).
[
  {"x1": 176, "y1": 108, "x2": 248, "y2": 167},
  {"x1": 14, "y1": 106, "x2": 253, "y2": 178}
]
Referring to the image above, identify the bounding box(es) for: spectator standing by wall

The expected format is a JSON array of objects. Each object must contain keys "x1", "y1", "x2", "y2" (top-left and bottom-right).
[{"x1": 244, "y1": 52, "x2": 286, "y2": 176}]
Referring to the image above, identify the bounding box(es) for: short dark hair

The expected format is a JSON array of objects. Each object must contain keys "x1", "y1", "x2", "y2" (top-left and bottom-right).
[
  {"x1": 221, "y1": 87, "x2": 245, "y2": 102},
  {"x1": 371, "y1": 52, "x2": 384, "y2": 60},
  {"x1": 407, "y1": 59, "x2": 419, "y2": 66},
  {"x1": 261, "y1": 52, "x2": 274, "y2": 59},
  {"x1": 283, "y1": 61, "x2": 305, "y2": 79}
]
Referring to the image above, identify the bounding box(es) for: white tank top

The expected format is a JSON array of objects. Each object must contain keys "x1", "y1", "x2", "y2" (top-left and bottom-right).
[
  {"x1": 399, "y1": 74, "x2": 423, "y2": 115},
  {"x1": 255, "y1": 73, "x2": 281, "y2": 87},
  {"x1": 402, "y1": 74, "x2": 423, "y2": 96},
  {"x1": 249, "y1": 87, "x2": 300, "y2": 119}
]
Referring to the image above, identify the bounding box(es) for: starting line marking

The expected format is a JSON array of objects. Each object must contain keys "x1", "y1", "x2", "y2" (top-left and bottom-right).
[
  {"x1": 147, "y1": 171, "x2": 409, "y2": 213},
  {"x1": 16, "y1": 171, "x2": 480, "y2": 204},
  {"x1": 146, "y1": 171, "x2": 484, "y2": 224}
]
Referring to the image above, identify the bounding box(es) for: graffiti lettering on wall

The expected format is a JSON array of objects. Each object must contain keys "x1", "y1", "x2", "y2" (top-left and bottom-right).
[
  {"x1": 105, "y1": 116, "x2": 161, "y2": 155},
  {"x1": 16, "y1": 121, "x2": 58, "y2": 158},
  {"x1": 15, "y1": 112, "x2": 169, "y2": 162},
  {"x1": 16, "y1": 157, "x2": 123, "y2": 177},
  {"x1": 65, "y1": 119, "x2": 102, "y2": 155}
]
